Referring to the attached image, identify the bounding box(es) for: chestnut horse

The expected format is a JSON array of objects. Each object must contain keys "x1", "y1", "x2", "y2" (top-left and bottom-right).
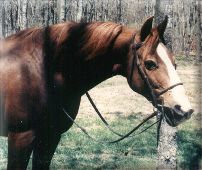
[{"x1": 0, "y1": 16, "x2": 193, "y2": 169}]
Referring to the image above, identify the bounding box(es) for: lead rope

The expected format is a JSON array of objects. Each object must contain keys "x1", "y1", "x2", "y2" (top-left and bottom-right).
[
  {"x1": 86, "y1": 91, "x2": 159, "y2": 139},
  {"x1": 61, "y1": 34, "x2": 182, "y2": 145},
  {"x1": 61, "y1": 39, "x2": 160, "y2": 144},
  {"x1": 86, "y1": 92, "x2": 123, "y2": 137},
  {"x1": 62, "y1": 107, "x2": 159, "y2": 144}
]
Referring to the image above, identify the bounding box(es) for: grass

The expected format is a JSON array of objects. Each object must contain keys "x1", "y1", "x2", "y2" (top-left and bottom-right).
[
  {"x1": 51, "y1": 117, "x2": 158, "y2": 169},
  {"x1": 177, "y1": 113, "x2": 202, "y2": 169},
  {"x1": 0, "y1": 57, "x2": 201, "y2": 169},
  {"x1": 49, "y1": 109, "x2": 158, "y2": 169}
]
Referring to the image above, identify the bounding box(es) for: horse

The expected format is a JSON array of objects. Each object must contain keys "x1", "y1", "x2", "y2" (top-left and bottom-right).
[{"x1": 0, "y1": 16, "x2": 193, "y2": 169}]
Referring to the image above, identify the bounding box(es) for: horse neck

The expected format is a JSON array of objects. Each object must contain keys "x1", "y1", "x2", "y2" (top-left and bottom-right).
[
  {"x1": 78, "y1": 33, "x2": 132, "y2": 94},
  {"x1": 53, "y1": 23, "x2": 133, "y2": 95}
]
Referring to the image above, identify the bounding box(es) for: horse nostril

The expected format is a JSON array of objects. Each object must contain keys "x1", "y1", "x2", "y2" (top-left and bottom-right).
[
  {"x1": 184, "y1": 109, "x2": 194, "y2": 118},
  {"x1": 187, "y1": 109, "x2": 194, "y2": 115},
  {"x1": 174, "y1": 105, "x2": 194, "y2": 118},
  {"x1": 174, "y1": 105, "x2": 181, "y2": 110}
]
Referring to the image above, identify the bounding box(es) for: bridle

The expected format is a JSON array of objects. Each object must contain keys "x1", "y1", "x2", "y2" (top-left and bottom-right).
[
  {"x1": 61, "y1": 34, "x2": 183, "y2": 144},
  {"x1": 130, "y1": 36, "x2": 183, "y2": 109}
]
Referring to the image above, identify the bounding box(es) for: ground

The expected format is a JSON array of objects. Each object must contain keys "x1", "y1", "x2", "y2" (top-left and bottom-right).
[{"x1": 0, "y1": 57, "x2": 201, "y2": 169}]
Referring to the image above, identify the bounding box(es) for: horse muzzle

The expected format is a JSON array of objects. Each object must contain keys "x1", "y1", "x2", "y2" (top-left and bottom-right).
[
  {"x1": 154, "y1": 83, "x2": 194, "y2": 127},
  {"x1": 158, "y1": 105, "x2": 194, "y2": 127}
]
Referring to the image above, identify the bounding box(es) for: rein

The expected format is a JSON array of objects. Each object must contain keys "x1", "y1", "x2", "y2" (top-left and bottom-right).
[
  {"x1": 62, "y1": 107, "x2": 159, "y2": 144},
  {"x1": 61, "y1": 34, "x2": 183, "y2": 144},
  {"x1": 86, "y1": 91, "x2": 159, "y2": 139}
]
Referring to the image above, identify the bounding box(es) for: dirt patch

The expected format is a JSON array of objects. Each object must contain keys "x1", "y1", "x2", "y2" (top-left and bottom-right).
[{"x1": 78, "y1": 64, "x2": 201, "y2": 121}]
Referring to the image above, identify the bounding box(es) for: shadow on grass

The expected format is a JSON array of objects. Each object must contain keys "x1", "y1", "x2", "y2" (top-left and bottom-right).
[
  {"x1": 108, "y1": 111, "x2": 147, "y2": 120},
  {"x1": 108, "y1": 111, "x2": 123, "y2": 116}
]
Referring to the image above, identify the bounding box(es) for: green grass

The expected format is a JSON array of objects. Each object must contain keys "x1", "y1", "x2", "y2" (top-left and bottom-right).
[
  {"x1": 177, "y1": 118, "x2": 202, "y2": 169},
  {"x1": 51, "y1": 115, "x2": 158, "y2": 170},
  {"x1": 54, "y1": 113, "x2": 201, "y2": 169}
]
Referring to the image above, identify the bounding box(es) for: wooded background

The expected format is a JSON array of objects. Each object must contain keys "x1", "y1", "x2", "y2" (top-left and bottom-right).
[
  {"x1": 0, "y1": 0, "x2": 201, "y2": 56},
  {"x1": 0, "y1": 1, "x2": 201, "y2": 169}
]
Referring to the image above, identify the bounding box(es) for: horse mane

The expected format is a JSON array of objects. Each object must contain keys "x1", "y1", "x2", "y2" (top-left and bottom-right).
[
  {"x1": 47, "y1": 22, "x2": 124, "y2": 76},
  {"x1": 51, "y1": 21, "x2": 123, "y2": 60},
  {"x1": 78, "y1": 22, "x2": 123, "y2": 59},
  {"x1": 4, "y1": 21, "x2": 124, "y2": 60}
]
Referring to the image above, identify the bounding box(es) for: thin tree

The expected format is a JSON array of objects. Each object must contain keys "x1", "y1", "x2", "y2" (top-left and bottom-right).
[
  {"x1": 1, "y1": 4, "x2": 6, "y2": 37},
  {"x1": 196, "y1": 0, "x2": 201, "y2": 60},
  {"x1": 154, "y1": 0, "x2": 178, "y2": 169}
]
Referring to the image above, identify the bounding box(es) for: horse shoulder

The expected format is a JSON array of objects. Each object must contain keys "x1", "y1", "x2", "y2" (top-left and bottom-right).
[{"x1": 0, "y1": 39, "x2": 46, "y2": 133}]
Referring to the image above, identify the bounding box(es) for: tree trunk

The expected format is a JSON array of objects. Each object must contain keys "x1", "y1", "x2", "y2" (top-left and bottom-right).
[
  {"x1": 196, "y1": 0, "x2": 202, "y2": 59},
  {"x1": 1, "y1": 4, "x2": 6, "y2": 37},
  {"x1": 22, "y1": 0, "x2": 28, "y2": 29},
  {"x1": 77, "y1": 0, "x2": 83, "y2": 21},
  {"x1": 157, "y1": 118, "x2": 177, "y2": 169},
  {"x1": 117, "y1": 0, "x2": 122, "y2": 22},
  {"x1": 57, "y1": 0, "x2": 65, "y2": 22},
  {"x1": 46, "y1": 0, "x2": 50, "y2": 26},
  {"x1": 16, "y1": 0, "x2": 28, "y2": 30},
  {"x1": 154, "y1": 0, "x2": 178, "y2": 169},
  {"x1": 153, "y1": 0, "x2": 161, "y2": 25}
]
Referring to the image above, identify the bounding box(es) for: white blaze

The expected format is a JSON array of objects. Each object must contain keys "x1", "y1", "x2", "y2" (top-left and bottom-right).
[{"x1": 156, "y1": 43, "x2": 192, "y2": 113}]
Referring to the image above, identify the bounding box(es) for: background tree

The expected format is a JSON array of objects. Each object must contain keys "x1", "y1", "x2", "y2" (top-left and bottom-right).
[
  {"x1": 196, "y1": 0, "x2": 201, "y2": 60},
  {"x1": 0, "y1": 1, "x2": 200, "y2": 168},
  {"x1": 153, "y1": 1, "x2": 178, "y2": 169}
]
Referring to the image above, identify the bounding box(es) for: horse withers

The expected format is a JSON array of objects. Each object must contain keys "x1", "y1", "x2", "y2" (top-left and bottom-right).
[{"x1": 0, "y1": 16, "x2": 193, "y2": 169}]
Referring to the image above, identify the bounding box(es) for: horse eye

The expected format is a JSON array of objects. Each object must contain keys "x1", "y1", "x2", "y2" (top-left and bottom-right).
[{"x1": 144, "y1": 60, "x2": 158, "y2": 70}]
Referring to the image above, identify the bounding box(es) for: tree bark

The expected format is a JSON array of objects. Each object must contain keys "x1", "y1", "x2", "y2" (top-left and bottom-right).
[
  {"x1": 154, "y1": 0, "x2": 178, "y2": 169},
  {"x1": 46, "y1": 0, "x2": 50, "y2": 26},
  {"x1": 153, "y1": 0, "x2": 161, "y2": 25},
  {"x1": 22, "y1": 0, "x2": 28, "y2": 29},
  {"x1": 77, "y1": 0, "x2": 83, "y2": 21},
  {"x1": 1, "y1": 4, "x2": 6, "y2": 37},
  {"x1": 196, "y1": 0, "x2": 202, "y2": 59},
  {"x1": 157, "y1": 118, "x2": 177, "y2": 169},
  {"x1": 57, "y1": 0, "x2": 65, "y2": 22},
  {"x1": 117, "y1": 0, "x2": 122, "y2": 22}
]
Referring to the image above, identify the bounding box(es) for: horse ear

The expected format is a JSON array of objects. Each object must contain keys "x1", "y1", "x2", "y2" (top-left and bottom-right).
[
  {"x1": 157, "y1": 15, "x2": 168, "y2": 37},
  {"x1": 140, "y1": 16, "x2": 154, "y2": 42}
]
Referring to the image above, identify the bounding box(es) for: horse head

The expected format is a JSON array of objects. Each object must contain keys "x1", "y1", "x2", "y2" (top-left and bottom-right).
[{"x1": 126, "y1": 16, "x2": 194, "y2": 126}]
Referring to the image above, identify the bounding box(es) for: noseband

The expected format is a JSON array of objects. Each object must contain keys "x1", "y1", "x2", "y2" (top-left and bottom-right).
[{"x1": 130, "y1": 38, "x2": 183, "y2": 108}]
